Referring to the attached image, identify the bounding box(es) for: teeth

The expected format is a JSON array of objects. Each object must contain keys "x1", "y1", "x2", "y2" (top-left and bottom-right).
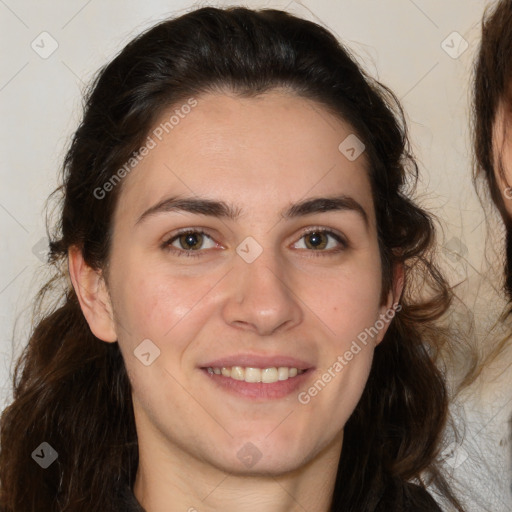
[
  {"x1": 277, "y1": 367, "x2": 289, "y2": 380},
  {"x1": 206, "y1": 366, "x2": 305, "y2": 383},
  {"x1": 261, "y1": 367, "x2": 278, "y2": 383},
  {"x1": 231, "y1": 366, "x2": 245, "y2": 381},
  {"x1": 245, "y1": 367, "x2": 261, "y2": 383}
]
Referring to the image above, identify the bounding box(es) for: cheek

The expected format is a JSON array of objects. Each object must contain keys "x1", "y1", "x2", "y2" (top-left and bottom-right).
[
  {"x1": 303, "y1": 260, "x2": 384, "y2": 345},
  {"x1": 112, "y1": 273, "x2": 176, "y2": 342},
  {"x1": 113, "y1": 266, "x2": 214, "y2": 406},
  {"x1": 299, "y1": 254, "x2": 383, "y2": 400},
  {"x1": 110, "y1": 258, "x2": 224, "y2": 353}
]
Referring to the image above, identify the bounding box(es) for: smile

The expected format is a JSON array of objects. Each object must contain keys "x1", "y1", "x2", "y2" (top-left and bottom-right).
[{"x1": 206, "y1": 366, "x2": 306, "y2": 383}]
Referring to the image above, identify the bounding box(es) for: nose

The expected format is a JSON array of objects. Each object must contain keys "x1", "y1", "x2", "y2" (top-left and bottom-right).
[{"x1": 221, "y1": 247, "x2": 303, "y2": 337}]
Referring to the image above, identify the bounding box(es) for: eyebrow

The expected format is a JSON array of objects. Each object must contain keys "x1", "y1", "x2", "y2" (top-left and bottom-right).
[{"x1": 135, "y1": 194, "x2": 369, "y2": 228}]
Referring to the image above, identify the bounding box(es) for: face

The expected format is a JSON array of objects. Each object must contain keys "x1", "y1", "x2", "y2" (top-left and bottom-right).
[
  {"x1": 76, "y1": 89, "x2": 400, "y2": 476},
  {"x1": 493, "y1": 98, "x2": 512, "y2": 216}
]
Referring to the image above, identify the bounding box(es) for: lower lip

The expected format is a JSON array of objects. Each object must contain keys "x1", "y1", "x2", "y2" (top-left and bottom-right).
[{"x1": 200, "y1": 368, "x2": 312, "y2": 400}]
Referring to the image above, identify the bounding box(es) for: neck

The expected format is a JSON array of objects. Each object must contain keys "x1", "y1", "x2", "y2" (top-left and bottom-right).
[{"x1": 133, "y1": 426, "x2": 342, "y2": 512}]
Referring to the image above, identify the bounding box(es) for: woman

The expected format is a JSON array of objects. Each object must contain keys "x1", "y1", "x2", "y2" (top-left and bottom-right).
[
  {"x1": 474, "y1": 0, "x2": 512, "y2": 300},
  {"x1": 0, "y1": 6, "x2": 464, "y2": 511},
  {"x1": 471, "y1": 1, "x2": 512, "y2": 509}
]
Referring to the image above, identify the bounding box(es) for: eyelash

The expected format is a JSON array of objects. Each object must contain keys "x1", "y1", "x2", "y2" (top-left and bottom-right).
[{"x1": 161, "y1": 227, "x2": 349, "y2": 258}]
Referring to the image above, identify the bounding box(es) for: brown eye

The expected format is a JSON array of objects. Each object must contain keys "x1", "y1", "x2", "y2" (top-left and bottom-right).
[
  {"x1": 176, "y1": 232, "x2": 205, "y2": 250},
  {"x1": 162, "y1": 229, "x2": 217, "y2": 258},
  {"x1": 304, "y1": 231, "x2": 329, "y2": 250},
  {"x1": 293, "y1": 228, "x2": 348, "y2": 254}
]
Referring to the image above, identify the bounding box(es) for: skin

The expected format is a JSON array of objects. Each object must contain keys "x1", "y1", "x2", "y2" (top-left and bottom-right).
[
  {"x1": 69, "y1": 89, "x2": 402, "y2": 512},
  {"x1": 493, "y1": 98, "x2": 512, "y2": 214}
]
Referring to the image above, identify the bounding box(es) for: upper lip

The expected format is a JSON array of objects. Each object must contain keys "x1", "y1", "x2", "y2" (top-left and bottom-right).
[{"x1": 200, "y1": 354, "x2": 314, "y2": 371}]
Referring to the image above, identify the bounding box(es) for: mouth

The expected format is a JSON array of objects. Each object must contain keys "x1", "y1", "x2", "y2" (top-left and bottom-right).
[
  {"x1": 199, "y1": 356, "x2": 314, "y2": 401},
  {"x1": 205, "y1": 365, "x2": 306, "y2": 383}
]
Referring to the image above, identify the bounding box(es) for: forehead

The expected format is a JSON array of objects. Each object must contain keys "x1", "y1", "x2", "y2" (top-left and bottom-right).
[{"x1": 112, "y1": 90, "x2": 375, "y2": 228}]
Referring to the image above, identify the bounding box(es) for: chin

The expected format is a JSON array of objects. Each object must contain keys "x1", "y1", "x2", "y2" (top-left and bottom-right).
[
  {"x1": 204, "y1": 436, "x2": 321, "y2": 477},
  {"x1": 221, "y1": 451, "x2": 310, "y2": 477}
]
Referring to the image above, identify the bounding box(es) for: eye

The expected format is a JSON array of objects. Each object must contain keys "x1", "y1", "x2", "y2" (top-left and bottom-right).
[
  {"x1": 161, "y1": 229, "x2": 218, "y2": 258},
  {"x1": 161, "y1": 227, "x2": 348, "y2": 259},
  {"x1": 292, "y1": 228, "x2": 348, "y2": 255}
]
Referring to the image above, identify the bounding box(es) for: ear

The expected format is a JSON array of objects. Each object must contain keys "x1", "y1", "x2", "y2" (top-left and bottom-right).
[
  {"x1": 68, "y1": 245, "x2": 117, "y2": 342},
  {"x1": 492, "y1": 137, "x2": 511, "y2": 201},
  {"x1": 375, "y1": 262, "x2": 404, "y2": 345},
  {"x1": 492, "y1": 100, "x2": 512, "y2": 210},
  {"x1": 493, "y1": 162, "x2": 512, "y2": 211}
]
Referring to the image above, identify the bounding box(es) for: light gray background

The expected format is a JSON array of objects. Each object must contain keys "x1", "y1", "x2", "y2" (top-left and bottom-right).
[{"x1": 1, "y1": 1, "x2": 510, "y2": 511}]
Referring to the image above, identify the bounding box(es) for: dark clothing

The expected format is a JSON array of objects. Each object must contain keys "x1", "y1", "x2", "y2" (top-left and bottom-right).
[
  {"x1": 118, "y1": 481, "x2": 443, "y2": 511},
  {"x1": 376, "y1": 480, "x2": 444, "y2": 511},
  {"x1": 117, "y1": 483, "x2": 145, "y2": 512}
]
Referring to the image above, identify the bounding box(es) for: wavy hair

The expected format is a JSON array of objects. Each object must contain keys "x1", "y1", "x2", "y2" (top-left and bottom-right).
[{"x1": 0, "y1": 6, "x2": 465, "y2": 511}]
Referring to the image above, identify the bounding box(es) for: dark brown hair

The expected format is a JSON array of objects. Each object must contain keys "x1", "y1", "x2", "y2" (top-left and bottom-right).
[
  {"x1": 1, "y1": 6, "x2": 465, "y2": 511},
  {"x1": 473, "y1": 0, "x2": 512, "y2": 298},
  {"x1": 470, "y1": 0, "x2": 512, "y2": 388}
]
